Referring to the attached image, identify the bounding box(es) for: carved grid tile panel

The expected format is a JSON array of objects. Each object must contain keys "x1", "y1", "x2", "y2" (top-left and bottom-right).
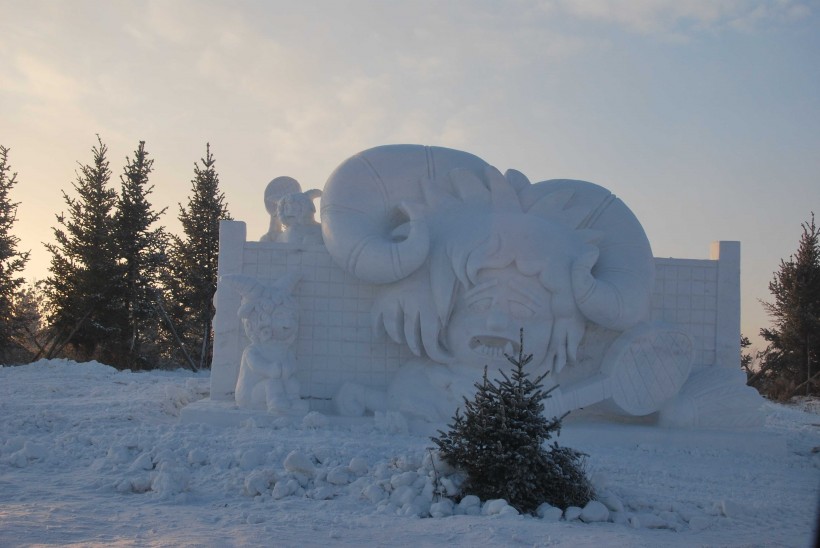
[
  {"x1": 217, "y1": 233, "x2": 728, "y2": 410},
  {"x1": 651, "y1": 258, "x2": 718, "y2": 366},
  {"x1": 239, "y1": 243, "x2": 410, "y2": 413}
]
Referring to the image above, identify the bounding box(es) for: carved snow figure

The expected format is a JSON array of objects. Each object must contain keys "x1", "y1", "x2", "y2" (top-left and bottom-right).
[
  {"x1": 260, "y1": 176, "x2": 322, "y2": 244},
  {"x1": 324, "y1": 145, "x2": 692, "y2": 421},
  {"x1": 227, "y1": 272, "x2": 308, "y2": 415}
]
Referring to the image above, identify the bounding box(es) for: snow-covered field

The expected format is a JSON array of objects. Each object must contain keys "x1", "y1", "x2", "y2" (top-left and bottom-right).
[{"x1": 1, "y1": 360, "x2": 818, "y2": 547}]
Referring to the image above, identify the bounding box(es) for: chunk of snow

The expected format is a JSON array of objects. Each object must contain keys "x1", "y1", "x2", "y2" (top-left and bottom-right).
[
  {"x1": 580, "y1": 500, "x2": 609, "y2": 523},
  {"x1": 537, "y1": 503, "x2": 563, "y2": 522},
  {"x1": 390, "y1": 471, "x2": 418, "y2": 488},
  {"x1": 272, "y1": 478, "x2": 301, "y2": 499},
  {"x1": 129, "y1": 452, "x2": 154, "y2": 472},
  {"x1": 187, "y1": 448, "x2": 208, "y2": 466},
  {"x1": 283, "y1": 450, "x2": 315, "y2": 476},
  {"x1": 326, "y1": 465, "x2": 351, "y2": 486},
  {"x1": 348, "y1": 457, "x2": 369, "y2": 476},
  {"x1": 564, "y1": 506, "x2": 583, "y2": 521},
  {"x1": 390, "y1": 485, "x2": 417, "y2": 507},
  {"x1": 362, "y1": 483, "x2": 387, "y2": 504},
  {"x1": 244, "y1": 469, "x2": 276, "y2": 496},
  {"x1": 239, "y1": 448, "x2": 266, "y2": 470},
  {"x1": 430, "y1": 499, "x2": 454, "y2": 518},
  {"x1": 482, "y1": 499, "x2": 511, "y2": 516},
  {"x1": 598, "y1": 491, "x2": 624, "y2": 513},
  {"x1": 456, "y1": 494, "x2": 481, "y2": 515}
]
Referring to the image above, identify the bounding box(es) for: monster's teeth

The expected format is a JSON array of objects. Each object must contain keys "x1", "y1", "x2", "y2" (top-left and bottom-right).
[{"x1": 505, "y1": 342, "x2": 514, "y2": 355}]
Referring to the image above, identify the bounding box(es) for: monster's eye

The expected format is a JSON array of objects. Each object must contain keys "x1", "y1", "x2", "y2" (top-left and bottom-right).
[
  {"x1": 469, "y1": 297, "x2": 492, "y2": 311},
  {"x1": 509, "y1": 300, "x2": 535, "y2": 318}
]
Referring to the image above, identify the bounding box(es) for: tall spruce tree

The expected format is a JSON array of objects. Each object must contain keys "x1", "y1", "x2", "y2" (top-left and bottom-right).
[
  {"x1": 432, "y1": 329, "x2": 593, "y2": 514},
  {"x1": 113, "y1": 141, "x2": 168, "y2": 369},
  {"x1": 44, "y1": 136, "x2": 122, "y2": 362},
  {"x1": 756, "y1": 213, "x2": 820, "y2": 398},
  {"x1": 0, "y1": 146, "x2": 31, "y2": 360},
  {"x1": 166, "y1": 143, "x2": 230, "y2": 369}
]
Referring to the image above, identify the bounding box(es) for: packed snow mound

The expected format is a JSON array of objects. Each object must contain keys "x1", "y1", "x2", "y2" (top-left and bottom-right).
[{"x1": 1, "y1": 360, "x2": 818, "y2": 547}]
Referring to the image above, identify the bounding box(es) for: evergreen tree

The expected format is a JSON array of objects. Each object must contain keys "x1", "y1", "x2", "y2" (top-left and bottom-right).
[
  {"x1": 740, "y1": 335, "x2": 754, "y2": 375},
  {"x1": 113, "y1": 141, "x2": 168, "y2": 369},
  {"x1": 0, "y1": 146, "x2": 31, "y2": 360},
  {"x1": 432, "y1": 329, "x2": 594, "y2": 514},
  {"x1": 11, "y1": 282, "x2": 44, "y2": 360},
  {"x1": 43, "y1": 136, "x2": 122, "y2": 362},
  {"x1": 165, "y1": 143, "x2": 230, "y2": 369},
  {"x1": 755, "y1": 213, "x2": 820, "y2": 398}
]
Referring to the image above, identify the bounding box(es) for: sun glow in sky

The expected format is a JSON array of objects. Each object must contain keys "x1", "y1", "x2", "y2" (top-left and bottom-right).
[{"x1": 1, "y1": 0, "x2": 818, "y2": 352}]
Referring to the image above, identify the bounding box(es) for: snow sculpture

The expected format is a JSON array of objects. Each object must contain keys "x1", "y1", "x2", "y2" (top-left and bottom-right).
[
  {"x1": 200, "y1": 144, "x2": 764, "y2": 430},
  {"x1": 261, "y1": 176, "x2": 323, "y2": 244},
  {"x1": 322, "y1": 145, "x2": 692, "y2": 421},
  {"x1": 228, "y1": 272, "x2": 308, "y2": 415}
]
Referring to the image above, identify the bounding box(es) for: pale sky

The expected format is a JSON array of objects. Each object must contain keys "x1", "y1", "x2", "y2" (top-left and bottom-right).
[{"x1": 1, "y1": 0, "x2": 818, "y2": 354}]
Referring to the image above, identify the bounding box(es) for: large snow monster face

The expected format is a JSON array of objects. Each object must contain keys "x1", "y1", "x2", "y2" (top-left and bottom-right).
[{"x1": 446, "y1": 266, "x2": 554, "y2": 367}]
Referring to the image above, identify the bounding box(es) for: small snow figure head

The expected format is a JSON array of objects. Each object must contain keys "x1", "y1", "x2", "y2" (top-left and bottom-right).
[
  {"x1": 276, "y1": 191, "x2": 320, "y2": 229},
  {"x1": 227, "y1": 272, "x2": 301, "y2": 344}
]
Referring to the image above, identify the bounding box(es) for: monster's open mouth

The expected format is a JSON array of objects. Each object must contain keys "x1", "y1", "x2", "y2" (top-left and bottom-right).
[{"x1": 469, "y1": 336, "x2": 519, "y2": 360}]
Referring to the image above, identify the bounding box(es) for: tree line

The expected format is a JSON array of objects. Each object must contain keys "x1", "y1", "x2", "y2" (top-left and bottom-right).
[
  {"x1": 1, "y1": 138, "x2": 817, "y2": 395},
  {"x1": 0, "y1": 137, "x2": 230, "y2": 370}
]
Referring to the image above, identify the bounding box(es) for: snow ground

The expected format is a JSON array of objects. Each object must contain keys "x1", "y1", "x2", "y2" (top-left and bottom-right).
[{"x1": 1, "y1": 359, "x2": 818, "y2": 547}]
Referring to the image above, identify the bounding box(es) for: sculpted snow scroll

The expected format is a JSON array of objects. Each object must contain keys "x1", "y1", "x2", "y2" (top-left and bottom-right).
[{"x1": 216, "y1": 144, "x2": 763, "y2": 428}]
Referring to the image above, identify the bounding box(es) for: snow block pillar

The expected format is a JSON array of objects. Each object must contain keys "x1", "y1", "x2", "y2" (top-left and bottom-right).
[
  {"x1": 710, "y1": 241, "x2": 740, "y2": 369},
  {"x1": 211, "y1": 220, "x2": 247, "y2": 400}
]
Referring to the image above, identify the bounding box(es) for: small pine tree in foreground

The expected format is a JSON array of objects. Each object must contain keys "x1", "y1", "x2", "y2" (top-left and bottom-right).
[{"x1": 432, "y1": 329, "x2": 594, "y2": 514}]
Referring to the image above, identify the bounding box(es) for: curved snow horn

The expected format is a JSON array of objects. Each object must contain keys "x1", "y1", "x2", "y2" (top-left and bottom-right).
[
  {"x1": 320, "y1": 145, "x2": 490, "y2": 284},
  {"x1": 304, "y1": 188, "x2": 322, "y2": 201},
  {"x1": 521, "y1": 179, "x2": 654, "y2": 331},
  {"x1": 571, "y1": 198, "x2": 653, "y2": 331}
]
